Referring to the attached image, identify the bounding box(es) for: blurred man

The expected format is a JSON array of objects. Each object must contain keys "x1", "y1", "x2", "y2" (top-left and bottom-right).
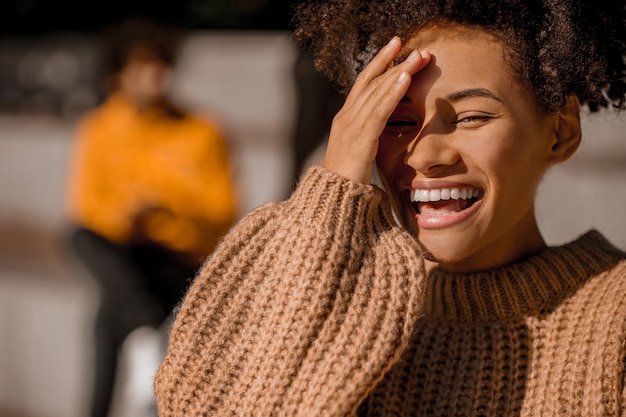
[{"x1": 65, "y1": 17, "x2": 237, "y2": 417}]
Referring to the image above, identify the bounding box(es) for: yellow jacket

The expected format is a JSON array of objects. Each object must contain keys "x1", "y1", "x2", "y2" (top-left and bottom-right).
[{"x1": 66, "y1": 93, "x2": 237, "y2": 262}]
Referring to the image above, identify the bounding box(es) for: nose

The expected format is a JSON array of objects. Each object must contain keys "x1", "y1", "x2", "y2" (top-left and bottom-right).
[{"x1": 403, "y1": 124, "x2": 460, "y2": 175}]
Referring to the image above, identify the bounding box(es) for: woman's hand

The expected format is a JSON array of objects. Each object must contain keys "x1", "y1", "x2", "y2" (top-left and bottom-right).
[{"x1": 322, "y1": 37, "x2": 431, "y2": 184}]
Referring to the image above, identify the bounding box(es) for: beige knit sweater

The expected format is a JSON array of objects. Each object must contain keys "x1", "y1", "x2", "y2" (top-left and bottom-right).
[{"x1": 154, "y1": 166, "x2": 626, "y2": 416}]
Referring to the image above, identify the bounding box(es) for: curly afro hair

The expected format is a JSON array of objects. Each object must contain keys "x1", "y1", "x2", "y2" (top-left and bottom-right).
[{"x1": 292, "y1": 0, "x2": 626, "y2": 113}]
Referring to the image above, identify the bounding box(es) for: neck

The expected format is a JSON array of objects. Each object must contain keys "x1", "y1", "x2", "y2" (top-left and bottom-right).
[{"x1": 440, "y1": 213, "x2": 546, "y2": 274}]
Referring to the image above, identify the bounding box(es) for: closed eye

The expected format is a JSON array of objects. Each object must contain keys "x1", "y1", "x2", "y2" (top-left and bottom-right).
[
  {"x1": 452, "y1": 113, "x2": 496, "y2": 127},
  {"x1": 383, "y1": 118, "x2": 420, "y2": 135},
  {"x1": 386, "y1": 119, "x2": 417, "y2": 127}
]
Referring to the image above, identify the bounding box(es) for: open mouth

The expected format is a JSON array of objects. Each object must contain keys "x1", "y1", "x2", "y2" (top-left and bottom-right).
[{"x1": 411, "y1": 187, "x2": 482, "y2": 215}]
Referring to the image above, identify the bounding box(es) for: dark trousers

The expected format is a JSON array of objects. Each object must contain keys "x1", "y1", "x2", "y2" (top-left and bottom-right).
[{"x1": 69, "y1": 228, "x2": 198, "y2": 417}]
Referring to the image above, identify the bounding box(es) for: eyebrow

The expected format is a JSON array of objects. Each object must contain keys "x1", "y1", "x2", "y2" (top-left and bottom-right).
[
  {"x1": 445, "y1": 88, "x2": 504, "y2": 103},
  {"x1": 399, "y1": 87, "x2": 504, "y2": 104}
]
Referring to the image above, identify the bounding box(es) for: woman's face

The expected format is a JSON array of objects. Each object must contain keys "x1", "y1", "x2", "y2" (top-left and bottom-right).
[{"x1": 376, "y1": 25, "x2": 564, "y2": 273}]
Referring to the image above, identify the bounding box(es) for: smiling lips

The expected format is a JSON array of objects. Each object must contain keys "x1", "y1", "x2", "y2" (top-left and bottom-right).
[{"x1": 411, "y1": 187, "x2": 481, "y2": 217}]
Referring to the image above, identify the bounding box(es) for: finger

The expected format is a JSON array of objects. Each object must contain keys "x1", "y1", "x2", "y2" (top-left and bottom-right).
[
  {"x1": 345, "y1": 37, "x2": 403, "y2": 107},
  {"x1": 351, "y1": 49, "x2": 431, "y2": 125},
  {"x1": 349, "y1": 50, "x2": 431, "y2": 139},
  {"x1": 350, "y1": 49, "x2": 430, "y2": 114},
  {"x1": 358, "y1": 69, "x2": 414, "y2": 139}
]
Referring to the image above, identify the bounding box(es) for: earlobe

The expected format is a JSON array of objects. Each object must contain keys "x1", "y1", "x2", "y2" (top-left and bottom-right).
[{"x1": 547, "y1": 95, "x2": 582, "y2": 165}]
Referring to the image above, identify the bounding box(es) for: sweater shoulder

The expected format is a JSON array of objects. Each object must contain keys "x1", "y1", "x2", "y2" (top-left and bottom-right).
[
  {"x1": 585, "y1": 256, "x2": 626, "y2": 304},
  {"x1": 576, "y1": 231, "x2": 626, "y2": 299}
]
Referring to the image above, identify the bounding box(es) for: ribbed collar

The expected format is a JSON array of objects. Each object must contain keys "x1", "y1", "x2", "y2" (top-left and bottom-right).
[{"x1": 424, "y1": 231, "x2": 625, "y2": 323}]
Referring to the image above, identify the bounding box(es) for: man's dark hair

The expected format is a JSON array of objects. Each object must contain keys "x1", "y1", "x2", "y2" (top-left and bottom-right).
[{"x1": 100, "y1": 17, "x2": 182, "y2": 80}]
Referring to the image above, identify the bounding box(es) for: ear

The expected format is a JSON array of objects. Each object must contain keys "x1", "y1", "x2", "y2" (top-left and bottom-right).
[{"x1": 546, "y1": 94, "x2": 582, "y2": 166}]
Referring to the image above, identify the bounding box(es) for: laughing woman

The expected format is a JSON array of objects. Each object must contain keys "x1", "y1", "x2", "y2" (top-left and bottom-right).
[{"x1": 154, "y1": 0, "x2": 626, "y2": 415}]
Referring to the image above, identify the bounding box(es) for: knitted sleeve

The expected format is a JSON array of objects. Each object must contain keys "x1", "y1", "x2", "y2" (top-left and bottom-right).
[
  {"x1": 154, "y1": 166, "x2": 426, "y2": 416},
  {"x1": 622, "y1": 365, "x2": 626, "y2": 417}
]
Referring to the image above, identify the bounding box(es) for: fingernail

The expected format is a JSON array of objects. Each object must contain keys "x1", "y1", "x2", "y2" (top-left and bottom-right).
[
  {"x1": 406, "y1": 49, "x2": 420, "y2": 63},
  {"x1": 397, "y1": 71, "x2": 409, "y2": 83},
  {"x1": 387, "y1": 36, "x2": 400, "y2": 48}
]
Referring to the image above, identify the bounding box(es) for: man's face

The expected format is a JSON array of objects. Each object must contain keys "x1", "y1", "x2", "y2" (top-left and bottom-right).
[{"x1": 117, "y1": 48, "x2": 171, "y2": 107}]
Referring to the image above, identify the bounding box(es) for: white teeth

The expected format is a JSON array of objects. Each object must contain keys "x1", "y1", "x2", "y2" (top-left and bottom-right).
[{"x1": 411, "y1": 187, "x2": 481, "y2": 202}]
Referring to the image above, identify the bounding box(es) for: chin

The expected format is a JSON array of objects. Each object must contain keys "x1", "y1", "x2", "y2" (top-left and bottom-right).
[{"x1": 416, "y1": 233, "x2": 475, "y2": 267}]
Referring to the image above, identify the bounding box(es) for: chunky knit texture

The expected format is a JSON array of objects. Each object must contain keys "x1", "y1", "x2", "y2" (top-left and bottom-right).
[
  {"x1": 154, "y1": 166, "x2": 626, "y2": 416},
  {"x1": 155, "y1": 166, "x2": 426, "y2": 416},
  {"x1": 360, "y1": 230, "x2": 626, "y2": 416}
]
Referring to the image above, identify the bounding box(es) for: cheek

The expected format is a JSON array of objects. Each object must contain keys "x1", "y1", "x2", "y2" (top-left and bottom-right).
[
  {"x1": 472, "y1": 124, "x2": 537, "y2": 172},
  {"x1": 477, "y1": 131, "x2": 547, "y2": 207},
  {"x1": 376, "y1": 135, "x2": 411, "y2": 178}
]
